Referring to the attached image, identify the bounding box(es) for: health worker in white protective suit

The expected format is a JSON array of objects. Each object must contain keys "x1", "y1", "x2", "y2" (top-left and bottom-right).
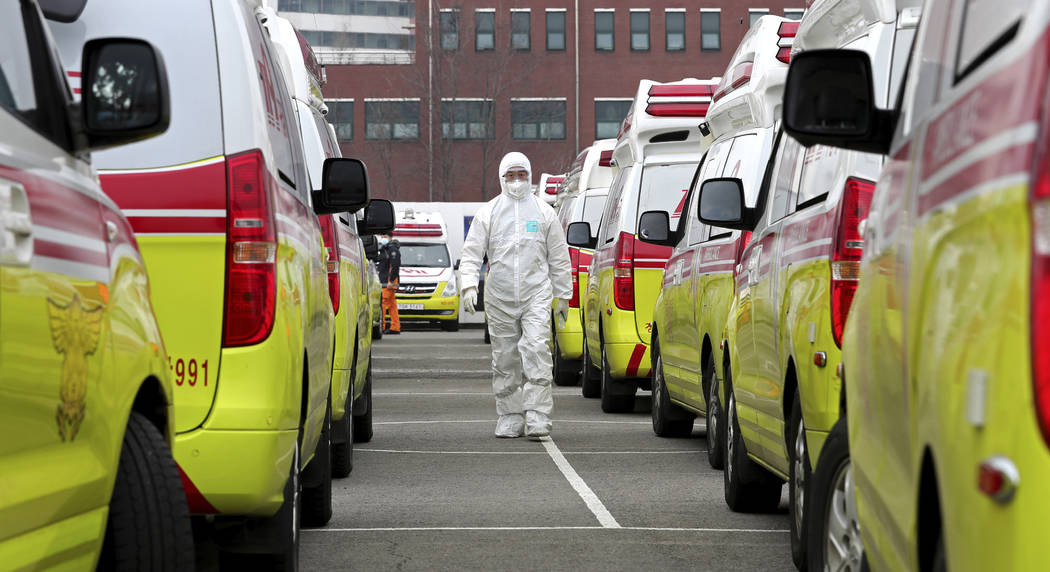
[{"x1": 460, "y1": 152, "x2": 572, "y2": 439}]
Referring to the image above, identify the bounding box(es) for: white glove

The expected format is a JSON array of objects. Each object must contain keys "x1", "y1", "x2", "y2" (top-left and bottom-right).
[
  {"x1": 555, "y1": 298, "x2": 569, "y2": 324},
  {"x1": 462, "y1": 287, "x2": 478, "y2": 314}
]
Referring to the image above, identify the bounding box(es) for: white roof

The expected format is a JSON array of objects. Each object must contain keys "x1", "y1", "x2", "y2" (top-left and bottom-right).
[
  {"x1": 394, "y1": 210, "x2": 448, "y2": 243},
  {"x1": 795, "y1": 0, "x2": 921, "y2": 52},
  {"x1": 612, "y1": 77, "x2": 721, "y2": 169},
  {"x1": 260, "y1": 7, "x2": 326, "y2": 113}
]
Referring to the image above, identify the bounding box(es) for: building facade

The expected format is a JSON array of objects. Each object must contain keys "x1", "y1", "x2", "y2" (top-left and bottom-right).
[{"x1": 278, "y1": 0, "x2": 805, "y2": 202}]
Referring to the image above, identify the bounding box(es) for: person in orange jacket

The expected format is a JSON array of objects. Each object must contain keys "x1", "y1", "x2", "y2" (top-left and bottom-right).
[{"x1": 377, "y1": 232, "x2": 401, "y2": 335}]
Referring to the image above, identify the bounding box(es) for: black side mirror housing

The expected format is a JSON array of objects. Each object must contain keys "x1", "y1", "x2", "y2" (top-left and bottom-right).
[
  {"x1": 454, "y1": 259, "x2": 460, "y2": 270},
  {"x1": 40, "y1": 0, "x2": 87, "y2": 22},
  {"x1": 314, "y1": 158, "x2": 369, "y2": 215},
  {"x1": 566, "y1": 221, "x2": 597, "y2": 249},
  {"x1": 698, "y1": 178, "x2": 760, "y2": 231},
  {"x1": 79, "y1": 38, "x2": 170, "y2": 151},
  {"x1": 361, "y1": 234, "x2": 379, "y2": 260},
  {"x1": 361, "y1": 199, "x2": 395, "y2": 234},
  {"x1": 637, "y1": 211, "x2": 677, "y2": 247},
  {"x1": 783, "y1": 49, "x2": 895, "y2": 155}
]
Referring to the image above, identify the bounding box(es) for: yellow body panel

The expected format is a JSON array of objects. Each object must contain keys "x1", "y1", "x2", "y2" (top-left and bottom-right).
[
  {"x1": 554, "y1": 306, "x2": 584, "y2": 360},
  {"x1": 584, "y1": 263, "x2": 655, "y2": 378},
  {"x1": 332, "y1": 239, "x2": 369, "y2": 422}
]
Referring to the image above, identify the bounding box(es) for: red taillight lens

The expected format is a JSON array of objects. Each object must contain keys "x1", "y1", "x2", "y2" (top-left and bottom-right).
[
  {"x1": 569, "y1": 247, "x2": 581, "y2": 308},
  {"x1": 776, "y1": 47, "x2": 792, "y2": 64},
  {"x1": 613, "y1": 231, "x2": 635, "y2": 310},
  {"x1": 713, "y1": 61, "x2": 753, "y2": 103},
  {"x1": 319, "y1": 215, "x2": 340, "y2": 314},
  {"x1": 223, "y1": 149, "x2": 277, "y2": 347},
  {"x1": 598, "y1": 150, "x2": 613, "y2": 167},
  {"x1": 776, "y1": 22, "x2": 798, "y2": 63},
  {"x1": 830, "y1": 177, "x2": 875, "y2": 347},
  {"x1": 1030, "y1": 95, "x2": 1050, "y2": 447},
  {"x1": 736, "y1": 230, "x2": 753, "y2": 263}
]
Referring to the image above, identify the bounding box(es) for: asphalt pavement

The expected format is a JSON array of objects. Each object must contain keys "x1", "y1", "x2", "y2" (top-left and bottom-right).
[{"x1": 302, "y1": 327, "x2": 794, "y2": 571}]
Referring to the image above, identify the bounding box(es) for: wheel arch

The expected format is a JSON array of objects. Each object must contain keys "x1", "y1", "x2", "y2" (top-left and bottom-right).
[
  {"x1": 131, "y1": 375, "x2": 170, "y2": 439},
  {"x1": 917, "y1": 447, "x2": 943, "y2": 572},
  {"x1": 782, "y1": 358, "x2": 799, "y2": 428},
  {"x1": 701, "y1": 335, "x2": 714, "y2": 399}
]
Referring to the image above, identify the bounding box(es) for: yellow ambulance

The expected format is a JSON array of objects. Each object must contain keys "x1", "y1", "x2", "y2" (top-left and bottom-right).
[{"x1": 392, "y1": 210, "x2": 460, "y2": 331}]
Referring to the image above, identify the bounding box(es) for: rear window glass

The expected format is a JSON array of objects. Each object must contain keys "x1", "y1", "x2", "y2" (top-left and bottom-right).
[
  {"x1": 559, "y1": 196, "x2": 578, "y2": 229},
  {"x1": 797, "y1": 145, "x2": 841, "y2": 206},
  {"x1": 400, "y1": 244, "x2": 451, "y2": 268},
  {"x1": 582, "y1": 193, "x2": 607, "y2": 234},
  {"x1": 637, "y1": 162, "x2": 698, "y2": 232},
  {"x1": 956, "y1": 0, "x2": 1028, "y2": 78},
  {"x1": 722, "y1": 134, "x2": 763, "y2": 206}
]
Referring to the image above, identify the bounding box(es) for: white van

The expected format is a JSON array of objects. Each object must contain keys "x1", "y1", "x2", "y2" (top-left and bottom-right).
[{"x1": 393, "y1": 210, "x2": 460, "y2": 331}]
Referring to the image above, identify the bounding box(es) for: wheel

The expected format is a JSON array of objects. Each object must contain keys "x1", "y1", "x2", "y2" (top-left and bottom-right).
[
  {"x1": 484, "y1": 323, "x2": 491, "y2": 344},
  {"x1": 331, "y1": 389, "x2": 354, "y2": 478},
  {"x1": 651, "y1": 341, "x2": 694, "y2": 437},
  {"x1": 789, "y1": 391, "x2": 812, "y2": 570},
  {"x1": 372, "y1": 321, "x2": 383, "y2": 340},
  {"x1": 552, "y1": 334, "x2": 580, "y2": 386},
  {"x1": 806, "y1": 417, "x2": 863, "y2": 572},
  {"x1": 442, "y1": 319, "x2": 459, "y2": 332},
  {"x1": 600, "y1": 342, "x2": 636, "y2": 413},
  {"x1": 301, "y1": 397, "x2": 332, "y2": 528},
  {"x1": 353, "y1": 360, "x2": 374, "y2": 443},
  {"x1": 723, "y1": 368, "x2": 783, "y2": 512},
  {"x1": 581, "y1": 336, "x2": 601, "y2": 398},
  {"x1": 703, "y1": 353, "x2": 725, "y2": 470},
  {"x1": 98, "y1": 412, "x2": 194, "y2": 572}
]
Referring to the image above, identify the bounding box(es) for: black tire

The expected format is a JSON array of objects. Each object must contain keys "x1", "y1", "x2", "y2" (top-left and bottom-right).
[
  {"x1": 331, "y1": 389, "x2": 354, "y2": 479},
  {"x1": 442, "y1": 319, "x2": 459, "y2": 332},
  {"x1": 806, "y1": 416, "x2": 864, "y2": 572},
  {"x1": 372, "y1": 321, "x2": 383, "y2": 340},
  {"x1": 552, "y1": 334, "x2": 580, "y2": 386},
  {"x1": 484, "y1": 323, "x2": 491, "y2": 344},
  {"x1": 651, "y1": 340, "x2": 694, "y2": 437},
  {"x1": 703, "y1": 353, "x2": 725, "y2": 470},
  {"x1": 353, "y1": 361, "x2": 374, "y2": 443},
  {"x1": 581, "y1": 336, "x2": 601, "y2": 398},
  {"x1": 789, "y1": 391, "x2": 812, "y2": 570},
  {"x1": 301, "y1": 397, "x2": 332, "y2": 528},
  {"x1": 600, "y1": 343, "x2": 636, "y2": 413},
  {"x1": 724, "y1": 367, "x2": 783, "y2": 512},
  {"x1": 98, "y1": 412, "x2": 194, "y2": 572}
]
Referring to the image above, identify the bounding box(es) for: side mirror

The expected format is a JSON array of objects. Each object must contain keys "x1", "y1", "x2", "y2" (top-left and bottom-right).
[
  {"x1": 313, "y1": 158, "x2": 369, "y2": 215},
  {"x1": 698, "y1": 178, "x2": 759, "y2": 231},
  {"x1": 566, "y1": 221, "x2": 596, "y2": 249},
  {"x1": 40, "y1": 0, "x2": 88, "y2": 22},
  {"x1": 783, "y1": 49, "x2": 895, "y2": 155},
  {"x1": 637, "y1": 211, "x2": 676, "y2": 247},
  {"x1": 454, "y1": 259, "x2": 460, "y2": 270},
  {"x1": 361, "y1": 234, "x2": 379, "y2": 260},
  {"x1": 80, "y1": 39, "x2": 170, "y2": 151},
  {"x1": 361, "y1": 199, "x2": 395, "y2": 234}
]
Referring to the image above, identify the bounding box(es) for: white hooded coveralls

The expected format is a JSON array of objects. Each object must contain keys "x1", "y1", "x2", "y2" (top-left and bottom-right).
[{"x1": 460, "y1": 152, "x2": 572, "y2": 437}]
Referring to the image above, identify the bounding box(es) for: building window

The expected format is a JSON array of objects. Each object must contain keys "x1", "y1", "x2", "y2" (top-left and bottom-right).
[
  {"x1": 299, "y1": 30, "x2": 415, "y2": 50},
  {"x1": 595, "y1": 100, "x2": 632, "y2": 140},
  {"x1": 784, "y1": 9, "x2": 805, "y2": 20},
  {"x1": 665, "y1": 10, "x2": 685, "y2": 51},
  {"x1": 749, "y1": 9, "x2": 769, "y2": 27},
  {"x1": 365, "y1": 100, "x2": 419, "y2": 140},
  {"x1": 475, "y1": 10, "x2": 495, "y2": 51},
  {"x1": 547, "y1": 10, "x2": 566, "y2": 51},
  {"x1": 630, "y1": 10, "x2": 650, "y2": 51},
  {"x1": 441, "y1": 100, "x2": 493, "y2": 140},
  {"x1": 326, "y1": 100, "x2": 353, "y2": 141},
  {"x1": 701, "y1": 10, "x2": 720, "y2": 51},
  {"x1": 512, "y1": 100, "x2": 566, "y2": 140},
  {"x1": 440, "y1": 10, "x2": 459, "y2": 51},
  {"x1": 279, "y1": 0, "x2": 415, "y2": 18},
  {"x1": 511, "y1": 10, "x2": 531, "y2": 50},
  {"x1": 594, "y1": 10, "x2": 614, "y2": 51}
]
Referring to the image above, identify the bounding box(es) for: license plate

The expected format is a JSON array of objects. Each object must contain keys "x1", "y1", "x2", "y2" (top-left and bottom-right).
[{"x1": 398, "y1": 303, "x2": 424, "y2": 310}]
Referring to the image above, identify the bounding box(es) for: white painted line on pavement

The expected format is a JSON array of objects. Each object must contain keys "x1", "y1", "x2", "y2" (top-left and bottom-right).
[
  {"x1": 374, "y1": 392, "x2": 495, "y2": 396},
  {"x1": 374, "y1": 369, "x2": 492, "y2": 375},
  {"x1": 374, "y1": 419, "x2": 650, "y2": 425},
  {"x1": 540, "y1": 437, "x2": 621, "y2": 529},
  {"x1": 305, "y1": 526, "x2": 789, "y2": 533},
  {"x1": 358, "y1": 448, "x2": 702, "y2": 455}
]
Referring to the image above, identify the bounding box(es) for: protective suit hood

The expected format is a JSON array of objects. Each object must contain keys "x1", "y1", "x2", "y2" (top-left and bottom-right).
[{"x1": 499, "y1": 152, "x2": 532, "y2": 200}]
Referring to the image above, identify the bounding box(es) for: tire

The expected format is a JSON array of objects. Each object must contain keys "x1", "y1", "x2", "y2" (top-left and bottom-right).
[
  {"x1": 703, "y1": 353, "x2": 725, "y2": 470},
  {"x1": 789, "y1": 391, "x2": 812, "y2": 570},
  {"x1": 484, "y1": 323, "x2": 491, "y2": 344},
  {"x1": 723, "y1": 368, "x2": 783, "y2": 512},
  {"x1": 581, "y1": 336, "x2": 601, "y2": 398},
  {"x1": 372, "y1": 321, "x2": 383, "y2": 340},
  {"x1": 331, "y1": 389, "x2": 354, "y2": 479},
  {"x1": 301, "y1": 398, "x2": 332, "y2": 528},
  {"x1": 806, "y1": 417, "x2": 863, "y2": 572},
  {"x1": 97, "y1": 412, "x2": 194, "y2": 572},
  {"x1": 552, "y1": 334, "x2": 580, "y2": 386},
  {"x1": 353, "y1": 361, "x2": 374, "y2": 443},
  {"x1": 651, "y1": 341, "x2": 694, "y2": 437},
  {"x1": 600, "y1": 342, "x2": 636, "y2": 413},
  {"x1": 442, "y1": 319, "x2": 459, "y2": 332}
]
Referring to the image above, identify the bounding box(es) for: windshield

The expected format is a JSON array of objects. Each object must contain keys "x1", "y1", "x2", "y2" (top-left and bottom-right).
[
  {"x1": 637, "y1": 162, "x2": 698, "y2": 231},
  {"x1": 399, "y1": 243, "x2": 451, "y2": 268}
]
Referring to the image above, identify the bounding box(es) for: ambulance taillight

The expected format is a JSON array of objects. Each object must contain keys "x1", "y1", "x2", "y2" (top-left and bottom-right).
[
  {"x1": 830, "y1": 177, "x2": 874, "y2": 347},
  {"x1": 319, "y1": 215, "x2": 340, "y2": 314},
  {"x1": 776, "y1": 21, "x2": 799, "y2": 64},
  {"x1": 569, "y1": 247, "x2": 581, "y2": 308},
  {"x1": 1029, "y1": 110, "x2": 1050, "y2": 447},
  {"x1": 712, "y1": 61, "x2": 753, "y2": 103},
  {"x1": 614, "y1": 232, "x2": 635, "y2": 310},
  {"x1": 223, "y1": 149, "x2": 278, "y2": 347},
  {"x1": 645, "y1": 84, "x2": 715, "y2": 117}
]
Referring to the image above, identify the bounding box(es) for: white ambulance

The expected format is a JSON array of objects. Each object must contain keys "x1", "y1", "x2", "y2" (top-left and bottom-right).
[{"x1": 392, "y1": 210, "x2": 460, "y2": 331}]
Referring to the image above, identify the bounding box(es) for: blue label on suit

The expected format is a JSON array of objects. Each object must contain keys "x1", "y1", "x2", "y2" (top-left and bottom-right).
[{"x1": 526, "y1": 220, "x2": 539, "y2": 232}]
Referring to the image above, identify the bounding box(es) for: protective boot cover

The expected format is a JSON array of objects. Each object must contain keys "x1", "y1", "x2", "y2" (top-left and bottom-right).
[{"x1": 460, "y1": 152, "x2": 572, "y2": 437}]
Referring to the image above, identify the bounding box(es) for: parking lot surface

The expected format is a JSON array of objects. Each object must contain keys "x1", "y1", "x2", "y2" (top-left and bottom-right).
[{"x1": 301, "y1": 328, "x2": 793, "y2": 570}]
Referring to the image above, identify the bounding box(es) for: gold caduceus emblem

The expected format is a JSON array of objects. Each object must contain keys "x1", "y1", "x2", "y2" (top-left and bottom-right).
[{"x1": 48, "y1": 293, "x2": 104, "y2": 442}]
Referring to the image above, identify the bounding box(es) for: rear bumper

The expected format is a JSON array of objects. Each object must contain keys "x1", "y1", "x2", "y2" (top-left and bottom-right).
[
  {"x1": 396, "y1": 292, "x2": 460, "y2": 321},
  {"x1": 605, "y1": 341, "x2": 651, "y2": 380}
]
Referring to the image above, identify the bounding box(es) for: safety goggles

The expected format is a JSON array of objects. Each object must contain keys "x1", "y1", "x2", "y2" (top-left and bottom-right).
[{"x1": 504, "y1": 170, "x2": 529, "y2": 181}]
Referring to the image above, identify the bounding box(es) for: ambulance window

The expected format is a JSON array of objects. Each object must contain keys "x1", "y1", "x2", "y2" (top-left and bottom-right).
[
  {"x1": 297, "y1": 102, "x2": 326, "y2": 190},
  {"x1": 721, "y1": 134, "x2": 762, "y2": 206},
  {"x1": 955, "y1": 0, "x2": 1028, "y2": 81},
  {"x1": 796, "y1": 144, "x2": 841, "y2": 209},
  {"x1": 600, "y1": 166, "x2": 631, "y2": 245},
  {"x1": 768, "y1": 136, "x2": 803, "y2": 222},
  {"x1": 559, "y1": 196, "x2": 577, "y2": 229},
  {"x1": 582, "y1": 192, "x2": 607, "y2": 237},
  {"x1": 637, "y1": 162, "x2": 698, "y2": 233},
  {"x1": 401, "y1": 244, "x2": 451, "y2": 268}
]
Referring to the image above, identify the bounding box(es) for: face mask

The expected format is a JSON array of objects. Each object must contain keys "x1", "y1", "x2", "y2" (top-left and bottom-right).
[
  {"x1": 505, "y1": 180, "x2": 531, "y2": 199},
  {"x1": 379, "y1": 237, "x2": 389, "y2": 246}
]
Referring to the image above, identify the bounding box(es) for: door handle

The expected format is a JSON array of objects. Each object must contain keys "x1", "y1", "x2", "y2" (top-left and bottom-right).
[{"x1": 0, "y1": 180, "x2": 33, "y2": 266}]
